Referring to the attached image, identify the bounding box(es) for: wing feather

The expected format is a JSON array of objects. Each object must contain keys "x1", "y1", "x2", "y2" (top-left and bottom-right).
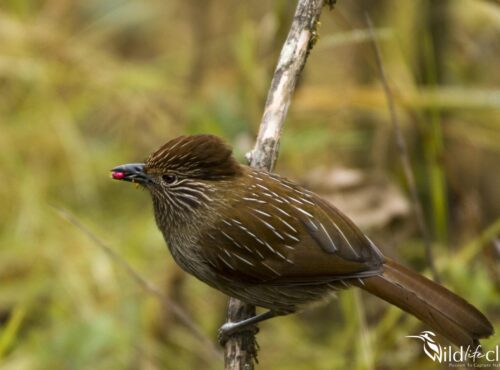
[{"x1": 199, "y1": 170, "x2": 384, "y2": 285}]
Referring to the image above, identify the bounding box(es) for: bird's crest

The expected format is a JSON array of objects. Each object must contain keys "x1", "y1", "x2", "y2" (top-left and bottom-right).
[{"x1": 145, "y1": 135, "x2": 242, "y2": 179}]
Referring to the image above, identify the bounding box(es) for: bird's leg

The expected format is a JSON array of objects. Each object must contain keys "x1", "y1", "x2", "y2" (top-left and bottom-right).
[{"x1": 218, "y1": 310, "x2": 277, "y2": 345}]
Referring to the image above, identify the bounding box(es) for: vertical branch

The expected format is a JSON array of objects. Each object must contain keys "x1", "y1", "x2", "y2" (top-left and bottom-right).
[
  {"x1": 365, "y1": 15, "x2": 440, "y2": 282},
  {"x1": 246, "y1": 0, "x2": 331, "y2": 172},
  {"x1": 224, "y1": 1, "x2": 331, "y2": 369}
]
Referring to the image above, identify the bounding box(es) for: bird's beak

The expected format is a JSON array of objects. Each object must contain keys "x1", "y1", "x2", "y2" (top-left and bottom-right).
[{"x1": 111, "y1": 163, "x2": 151, "y2": 184}]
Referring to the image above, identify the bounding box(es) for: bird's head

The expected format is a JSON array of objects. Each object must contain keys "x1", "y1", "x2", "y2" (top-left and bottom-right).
[{"x1": 111, "y1": 135, "x2": 243, "y2": 218}]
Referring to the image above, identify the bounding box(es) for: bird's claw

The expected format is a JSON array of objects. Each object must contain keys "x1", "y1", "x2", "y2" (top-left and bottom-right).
[
  {"x1": 217, "y1": 322, "x2": 237, "y2": 345},
  {"x1": 217, "y1": 322, "x2": 259, "y2": 346}
]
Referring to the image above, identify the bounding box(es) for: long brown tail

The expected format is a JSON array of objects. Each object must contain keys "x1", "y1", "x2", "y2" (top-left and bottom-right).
[{"x1": 359, "y1": 258, "x2": 493, "y2": 347}]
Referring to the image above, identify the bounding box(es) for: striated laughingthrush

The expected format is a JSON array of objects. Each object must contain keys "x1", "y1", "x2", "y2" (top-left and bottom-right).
[{"x1": 111, "y1": 134, "x2": 493, "y2": 346}]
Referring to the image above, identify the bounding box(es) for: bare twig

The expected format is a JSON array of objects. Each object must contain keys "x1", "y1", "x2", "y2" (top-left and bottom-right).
[
  {"x1": 365, "y1": 15, "x2": 440, "y2": 282},
  {"x1": 52, "y1": 206, "x2": 223, "y2": 361},
  {"x1": 246, "y1": 0, "x2": 328, "y2": 172},
  {"x1": 224, "y1": 0, "x2": 330, "y2": 369}
]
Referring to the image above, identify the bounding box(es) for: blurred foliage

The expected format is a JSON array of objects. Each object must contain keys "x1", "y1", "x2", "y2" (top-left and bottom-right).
[{"x1": 0, "y1": 0, "x2": 499, "y2": 369}]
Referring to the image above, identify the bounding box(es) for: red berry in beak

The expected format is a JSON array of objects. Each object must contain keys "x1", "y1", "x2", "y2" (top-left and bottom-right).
[{"x1": 112, "y1": 171, "x2": 125, "y2": 180}]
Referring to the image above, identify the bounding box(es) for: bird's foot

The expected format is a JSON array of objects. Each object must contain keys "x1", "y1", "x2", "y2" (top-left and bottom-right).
[{"x1": 217, "y1": 322, "x2": 259, "y2": 346}]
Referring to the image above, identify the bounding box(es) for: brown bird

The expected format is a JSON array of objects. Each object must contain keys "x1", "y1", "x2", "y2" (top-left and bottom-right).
[{"x1": 111, "y1": 134, "x2": 493, "y2": 347}]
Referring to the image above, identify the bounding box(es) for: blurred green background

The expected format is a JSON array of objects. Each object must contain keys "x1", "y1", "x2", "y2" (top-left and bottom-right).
[{"x1": 0, "y1": 0, "x2": 499, "y2": 369}]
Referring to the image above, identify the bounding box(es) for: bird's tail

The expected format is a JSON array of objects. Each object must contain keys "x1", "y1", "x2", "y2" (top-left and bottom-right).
[{"x1": 359, "y1": 258, "x2": 493, "y2": 347}]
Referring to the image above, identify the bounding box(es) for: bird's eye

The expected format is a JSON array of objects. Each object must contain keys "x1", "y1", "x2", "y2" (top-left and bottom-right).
[{"x1": 162, "y1": 174, "x2": 177, "y2": 184}]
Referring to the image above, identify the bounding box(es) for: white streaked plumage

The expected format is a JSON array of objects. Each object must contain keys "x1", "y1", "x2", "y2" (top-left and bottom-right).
[
  {"x1": 290, "y1": 204, "x2": 314, "y2": 218},
  {"x1": 231, "y1": 252, "x2": 254, "y2": 266},
  {"x1": 319, "y1": 221, "x2": 338, "y2": 252},
  {"x1": 331, "y1": 221, "x2": 359, "y2": 258}
]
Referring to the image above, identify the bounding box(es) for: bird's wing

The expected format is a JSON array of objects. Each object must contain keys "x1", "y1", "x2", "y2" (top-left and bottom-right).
[{"x1": 199, "y1": 171, "x2": 384, "y2": 285}]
